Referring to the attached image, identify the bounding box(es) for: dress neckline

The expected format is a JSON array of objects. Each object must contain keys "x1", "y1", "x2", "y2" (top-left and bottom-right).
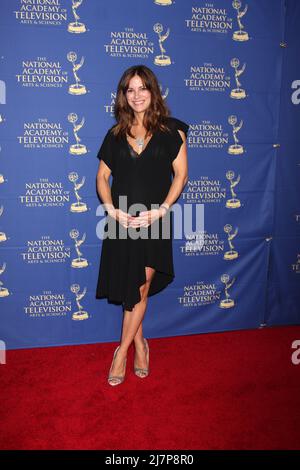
[{"x1": 125, "y1": 132, "x2": 155, "y2": 158}]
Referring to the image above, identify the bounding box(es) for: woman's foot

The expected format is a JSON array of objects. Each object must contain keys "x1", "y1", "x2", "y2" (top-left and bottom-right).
[
  {"x1": 134, "y1": 338, "x2": 149, "y2": 378},
  {"x1": 108, "y1": 346, "x2": 127, "y2": 386}
]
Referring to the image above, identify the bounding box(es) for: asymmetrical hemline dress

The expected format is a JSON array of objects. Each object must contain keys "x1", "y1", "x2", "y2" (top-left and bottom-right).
[{"x1": 95, "y1": 116, "x2": 189, "y2": 311}]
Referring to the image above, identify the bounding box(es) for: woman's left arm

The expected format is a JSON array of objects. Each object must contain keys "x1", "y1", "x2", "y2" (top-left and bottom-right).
[
  {"x1": 162, "y1": 129, "x2": 188, "y2": 210},
  {"x1": 131, "y1": 130, "x2": 188, "y2": 227}
]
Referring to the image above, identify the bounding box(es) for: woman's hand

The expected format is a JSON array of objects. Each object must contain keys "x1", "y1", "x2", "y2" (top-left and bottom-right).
[
  {"x1": 105, "y1": 203, "x2": 169, "y2": 229},
  {"x1": 106, "y1": 205, "x2": 133, "y2": 229},
  {"x1": 128, "y1": 206, "x2": 168, "y2": 228}
]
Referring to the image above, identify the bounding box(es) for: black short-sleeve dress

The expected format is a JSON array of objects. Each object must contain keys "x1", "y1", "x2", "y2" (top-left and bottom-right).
[{"x1": 95, "y1": 116, "x2": 189, "y2": 311}]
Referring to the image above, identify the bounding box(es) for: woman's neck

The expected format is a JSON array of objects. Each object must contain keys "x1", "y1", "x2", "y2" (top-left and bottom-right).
[{"x1": 132, "y1": 112, "x2": 145, "y2": 127}]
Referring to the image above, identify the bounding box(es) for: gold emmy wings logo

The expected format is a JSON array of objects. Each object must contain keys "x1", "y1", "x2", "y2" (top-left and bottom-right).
[
  {"x1": 161, "y1": 85, "x2": 169, "y2": 99},
  {"x1": 70, "y1": 229, "x2": 88, "y2": 268},
  {"x1": 0, "y1": 207, "x2": 9, "y2": 297},
  {"x1": 219, "y1": 274, "x2": 236, "y2": 308},
  {"x1": 228, "y1": 115, "x2": 244, "y2": 155},
  {"x1": 154, "y1": 0, "x2": 173, "y2": 5},
  {"x1": 68, "y1": 113, "x2": 87, "y2": 155},
  {"x1": 232, "y1": 0, "x2": 249, "y2": 41},
  {"x1": 0, "y1": 262, "x2": 9, "y2": 298},
  {"x1": 68, "y1": 172, "x2": 88, "y2": 213},
  {"x1": 153, "y1": 23, "x2": 171, "y2": 66},
  {"x1": 0, "y1": 206, "x2": 7, "y2": 242},
  {"x1": 230, "y1": 58, "x2": 246, "y2": 99},
  {"x1": 70, "y1": 284, "x2": 89, "y2": 320},
  {"x1": 226, "y1": 171, "x2": 241, "y2": 209},
  {"x1": 67, "y1": 51, "x2": 87, "y2": 95},
  {"x1": 223, "y1": 224, "x2": 239, "y2": 260},
  {"x1": 68, "y1": 0, "x2": 86, "y2": 34}
]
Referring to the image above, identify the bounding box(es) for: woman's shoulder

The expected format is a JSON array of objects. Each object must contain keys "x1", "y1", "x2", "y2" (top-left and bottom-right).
[
  {"x1": 164, "y1": 116, "x2": 189, "y2": 136},
  {"x1": 106, "y1": 123, "x2": 117, "y2": 136},
  {"x1": 102, "y1": 124, "x2": 120, "y2": 144}
]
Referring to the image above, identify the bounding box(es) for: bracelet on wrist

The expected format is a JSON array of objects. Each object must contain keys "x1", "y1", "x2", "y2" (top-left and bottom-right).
[
  {"x1": 104, "y1": 203, "x2": 115, "y2": 215},
  {"x1": 159, "y1": 203, "x2": 170, "y2": 216},
  {"x1": 160, "y1": 203, "x2": 170, "y2": 211}
]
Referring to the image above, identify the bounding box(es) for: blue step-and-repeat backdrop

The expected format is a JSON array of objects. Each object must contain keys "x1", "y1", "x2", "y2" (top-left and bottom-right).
[{"x1": 0, "y1": 0, "x2": 299, "y2": 350}]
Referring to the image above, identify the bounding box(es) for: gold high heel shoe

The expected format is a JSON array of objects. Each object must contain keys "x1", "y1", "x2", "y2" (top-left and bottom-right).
[
  {"x1": 134, "y1": 338, "x2": 149, "y2": 378},
  {"x1": 108, "y1": 346, "x2": 127, "y2": 386}
]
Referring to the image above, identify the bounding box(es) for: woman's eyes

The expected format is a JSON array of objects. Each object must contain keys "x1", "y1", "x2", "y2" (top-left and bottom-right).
[{"x1": 127, "y1": 87, "x2": 147, "y2": 92}]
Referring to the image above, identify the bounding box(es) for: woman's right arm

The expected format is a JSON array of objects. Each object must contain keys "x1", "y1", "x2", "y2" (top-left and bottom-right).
[
  {"x1": 96, "y1": 160, "x2": 115, "y2": 215},
  {"x1": 96, "y1": 161, "x2": 132, "y2": 228}
]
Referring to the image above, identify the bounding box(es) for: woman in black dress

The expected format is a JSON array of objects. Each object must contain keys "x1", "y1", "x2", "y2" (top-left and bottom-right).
[{"x1": 96, "y1": 65, "x2": 189, "y2": 386}]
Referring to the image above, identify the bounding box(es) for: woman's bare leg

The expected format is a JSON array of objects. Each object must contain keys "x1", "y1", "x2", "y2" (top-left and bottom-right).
[
  {"x1": 108, "y1": 267, "x2": 155, "y2": 379},
  {"x1": 133, "y1": 320, "x2": 144, "y2": 347}
]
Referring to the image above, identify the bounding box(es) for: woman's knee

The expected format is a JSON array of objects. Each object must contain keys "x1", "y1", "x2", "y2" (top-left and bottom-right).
[
  {"x1": 139, "y1": 268, "x2": 155, "y2": 300},
  {"x1": 145, "y1": 266, "x2": 155, "y2": 281}
]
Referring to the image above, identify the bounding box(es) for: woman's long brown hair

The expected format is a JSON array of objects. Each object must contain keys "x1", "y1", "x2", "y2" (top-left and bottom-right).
[{"x1": 112, "y1": 65, "x2": 172, "y2": 139}]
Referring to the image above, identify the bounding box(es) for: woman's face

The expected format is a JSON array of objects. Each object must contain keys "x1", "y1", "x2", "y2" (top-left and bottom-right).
[{"x1": 125, "y1": 75, "x2": 151, "y2": 115}]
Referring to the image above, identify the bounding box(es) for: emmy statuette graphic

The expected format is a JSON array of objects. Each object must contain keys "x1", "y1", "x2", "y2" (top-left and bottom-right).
[
  {"x1": 0, "y1": 262, "x2": 9, "y2": 297},
  {"x1": 154, "y1": 23, "x2": 171, "y2": 66},
  {"x1": 223, "y1": 224, "x2": 239, "y2": 260},
  {"x1": 70, "y1": 229, "x2": 88, "y2": 268},
  {"x1": 160, "y1": 84, "x2": 169, "y2": 100},
  {"x1": 68, "y1": 172, "x2": 88, "y2": 213},
  {"x1": 68, "y1": 113, "x2": 87, "y2": 155},
  {"x1": 154, "y1": 0, "x2": 173, "y2": 5},
  {"x1": 67, "y1": 51, "x2": 87, "y2": 95},
  {"x1": 70, "y1": 284, "x2": 88, "y2": 320},
  {"x1": 228, "y1": 115, "x2": 244, "y2": 155},
  {"x1": 0, "y1": 206, "x2": 7, "y2": 242},
  {"x1": 232, "y1": 0, "x2": 249, "y2": 42},
  {"x1": 219, "y1": 274, "x2": 235, "y2": 308},
  {"x1": 0, "y1": 141, "x2": 4, "y2": 183},
  {"x1": 230, "y1": 58, "x2": 246, "y2": 99},
  {"x1": 226, "y1": 171, "x2": 241, "y2": 209},
  {"x1": 0, "y1": 138, "x2": 3, "y2": 183},
  {"x1": 68, "y1": 0, "x2": 86, "y2": 34}
]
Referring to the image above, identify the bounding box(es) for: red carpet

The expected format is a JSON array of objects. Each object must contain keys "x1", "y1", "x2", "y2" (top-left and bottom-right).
[{"x1": 0, "y1": 326, "x2": 300, "y2": 450}]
